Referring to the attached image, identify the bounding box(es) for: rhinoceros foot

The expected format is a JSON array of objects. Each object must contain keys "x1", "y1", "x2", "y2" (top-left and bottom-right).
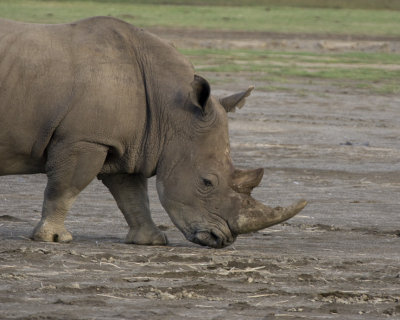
[
  {"x1": 125, "y1": 226, "x2": 168, "y2": 246},
  {"x1": 31, "y1": 221, "x2": 73, "y2": 243}
]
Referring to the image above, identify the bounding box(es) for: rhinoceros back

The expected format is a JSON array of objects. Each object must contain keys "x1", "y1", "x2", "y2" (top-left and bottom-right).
[
  {"x1": 0, "y1": 17, "x2": 195, "y2": 176},
  {"x1": 0, "y1": 18, "x2": 144, "y2": 175}
]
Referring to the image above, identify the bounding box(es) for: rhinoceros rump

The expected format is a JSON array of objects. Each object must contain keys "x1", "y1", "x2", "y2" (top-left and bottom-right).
[{"x1": 0, "y1": 17, "x2": 306, "y2": 248}]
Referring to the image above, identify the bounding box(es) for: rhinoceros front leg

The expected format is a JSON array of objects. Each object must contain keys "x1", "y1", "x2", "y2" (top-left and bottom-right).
[
  {"x1": 32, "y1": 142, "x2": 107, "y2": 242},
  {"x1": 100, "y1": 174, "x2": 168, "y2": 245}
]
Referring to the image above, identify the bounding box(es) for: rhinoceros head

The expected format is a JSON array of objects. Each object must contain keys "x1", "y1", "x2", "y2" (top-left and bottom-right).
[{"x1": 156, "y1": 75, "x2": 307, "y2": 248}]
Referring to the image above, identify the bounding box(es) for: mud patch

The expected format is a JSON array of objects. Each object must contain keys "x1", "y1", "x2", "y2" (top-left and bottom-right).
[
  {"x1": 0, "y1": 214, "x2": 24, "y2": 222},
  {"x1": 317, "y1": 291, "x2": 399, "y2": 304}
]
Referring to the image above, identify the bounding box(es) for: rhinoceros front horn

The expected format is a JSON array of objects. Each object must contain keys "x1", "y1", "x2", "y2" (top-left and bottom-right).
[
  {"x1": 230, "y1": 196, "x2": 307, "y2": 235},
  {"x1": 229, "y1": 168, "x2": 307, "y2": 234}
]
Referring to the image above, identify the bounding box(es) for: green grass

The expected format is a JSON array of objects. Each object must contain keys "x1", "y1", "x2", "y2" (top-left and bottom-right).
[
  {"x1": 1, "y1": 1, "x2": 400, "y2": 37},
  {"x1": 182, "y1": 49, "x2": 400, "y2": 65},
  {"x1": 1, "y1": 1, "x2": 399, "y2": 94},
  {"x1": 38, "y1": 0, "x2": 400, "y2": 11},
  {"x1": 182, "y1": 48, "x2": 400, "y2": 94}
]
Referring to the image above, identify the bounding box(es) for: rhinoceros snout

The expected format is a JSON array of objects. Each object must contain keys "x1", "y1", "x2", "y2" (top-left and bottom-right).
[{"x1": 190, "y1": 230, "x2": 235, "y2": 248}]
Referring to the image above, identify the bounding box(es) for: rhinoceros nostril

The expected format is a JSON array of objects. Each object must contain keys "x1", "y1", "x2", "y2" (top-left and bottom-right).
[
  {"x1": 210, "y1": 231, "x2": 223, "y2": 247},
  {"x1": 192, "y1": 230, "x2": 226, "y2": 248},
  {"x1": 193, "y1": 231, "x2": 208, "y2": 245}
]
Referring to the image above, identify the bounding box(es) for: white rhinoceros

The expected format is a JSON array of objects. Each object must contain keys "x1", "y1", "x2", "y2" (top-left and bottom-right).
[{"x1": 0, "y1": 17, "x2": 306, "y2": 248}]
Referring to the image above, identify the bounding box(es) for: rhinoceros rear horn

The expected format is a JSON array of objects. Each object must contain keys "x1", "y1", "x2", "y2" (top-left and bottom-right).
[
  {"x1": 231, "y1": 197, "x2": 307, "y2": 235},
  {"x1": 220, "y1": 86, "x2": 254, "y2": 113},
  {"x1": 232, "y1": 168, "x2": 264, "y2": 195},
  {"x1": 191, "y1": 74, "x2": 211, "y2": 114}
]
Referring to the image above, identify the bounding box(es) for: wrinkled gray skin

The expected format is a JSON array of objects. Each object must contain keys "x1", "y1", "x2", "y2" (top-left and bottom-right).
[{"x1": 0, "y1": 17, "x2": 306, "y2": 248}]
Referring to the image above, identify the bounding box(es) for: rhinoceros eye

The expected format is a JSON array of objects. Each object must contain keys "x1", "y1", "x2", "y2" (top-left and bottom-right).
[
  {"x1": 199, "y1": 174, "x2": 218, "y2": 192},
  {"x1": 203, "y1": 178, "x2": 213, "y2": 187}
]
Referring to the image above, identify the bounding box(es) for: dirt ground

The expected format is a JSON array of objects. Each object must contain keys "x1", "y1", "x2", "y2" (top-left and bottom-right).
[{"x1": 1, "y1": 29, "x2": 399, "y2": 320}]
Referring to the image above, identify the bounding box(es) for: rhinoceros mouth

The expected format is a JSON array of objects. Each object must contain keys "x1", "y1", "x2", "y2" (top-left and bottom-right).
[
  {"x1": 189, "y1": 229, "x2": 236, "y2": 248},
  {"x1": 156, "y1": 190, "x2": 236, "y2": 248}
]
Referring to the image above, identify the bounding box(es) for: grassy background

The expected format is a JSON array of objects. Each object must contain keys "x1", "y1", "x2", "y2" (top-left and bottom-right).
[
  {"x1": 38, "y1": 0, "x2": 400, "y2": 10},
  {"x1": 182, "y1": 49, "x2": 400, "y2": 94},
  {"x1": 1, "y1": 1, "x2": 400, "y2": 36},
  {"x1": 0, "y1": 0, "x2": 399, "y2": 94}
]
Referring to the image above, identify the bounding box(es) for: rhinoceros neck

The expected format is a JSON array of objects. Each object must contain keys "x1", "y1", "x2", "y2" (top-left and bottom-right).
[
  {"x1": 132, "y1": 30, "x2": 195, "y2": 178},
  {"x1": 134, "y1": 70, "x2": 165, "y2": 177}
]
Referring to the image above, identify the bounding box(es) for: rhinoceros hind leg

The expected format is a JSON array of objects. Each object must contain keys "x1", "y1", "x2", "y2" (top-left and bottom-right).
[
  {"x1": 31, "y1": 142, "x2": 108, "y2": 243},
  {"x1": 101, "y1": 173, "x2": 168, "y2": 246}
]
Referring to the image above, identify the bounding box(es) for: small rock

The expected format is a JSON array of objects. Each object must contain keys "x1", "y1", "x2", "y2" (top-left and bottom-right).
[
  {"x1": 69, "y1": 282, "x2": 80, "y2": 289},
  {"x1": 159, "y1": 291, "x2": 176, "y2": 300}
]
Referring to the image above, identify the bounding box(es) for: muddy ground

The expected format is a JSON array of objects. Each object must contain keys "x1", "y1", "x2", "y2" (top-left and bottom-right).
[{"x1": 1, "y1": 29, "x2": 399, "y2": 320}]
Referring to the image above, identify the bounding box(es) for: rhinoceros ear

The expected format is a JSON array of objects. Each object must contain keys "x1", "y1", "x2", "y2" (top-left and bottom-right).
[
  {"x1": 190, "y1": 75, "x2": 211, "y2": 114},
  {"x1": 220, "y1": 86, "x2": 254, "y2": 113}
]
